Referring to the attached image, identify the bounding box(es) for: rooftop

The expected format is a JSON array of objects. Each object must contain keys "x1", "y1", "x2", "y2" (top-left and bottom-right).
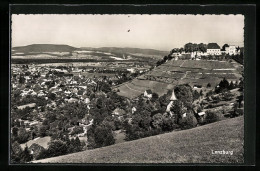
[{"x1": 207, "y1": 43, "x2": 220, "y2": 49}]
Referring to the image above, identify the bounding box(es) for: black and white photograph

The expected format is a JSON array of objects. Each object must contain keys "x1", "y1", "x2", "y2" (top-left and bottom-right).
[{"x1": 10, "y1": 12, "x2": 247, "y2": 164}]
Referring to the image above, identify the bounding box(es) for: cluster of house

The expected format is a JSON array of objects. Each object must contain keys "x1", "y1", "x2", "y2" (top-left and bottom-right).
[
  {"x1": 12, "y1": 65, "x2": 107, "y2": 112},
  {"x1": 12, "y1": 63, "x2": 149, "y2": 141},
  {"x1": 171, "y1": 43, "x2": 242, "y2": 60}
]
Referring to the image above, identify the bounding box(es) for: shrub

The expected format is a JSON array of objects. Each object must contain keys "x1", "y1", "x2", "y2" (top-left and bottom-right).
[{"x1": 205, "y1": 110, "x2": 223, "y2": 124}]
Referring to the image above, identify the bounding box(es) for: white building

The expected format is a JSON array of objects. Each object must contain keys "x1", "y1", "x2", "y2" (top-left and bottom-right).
[
  {"x1": 206, "y1": 43, "x2": 221, "y2": 55},
  {"x1": 144, "y1": 90, "x2": 153, "y2": 99},
  {"x1": 225, "y1": 45, "x2": 239, "y2": 55}
]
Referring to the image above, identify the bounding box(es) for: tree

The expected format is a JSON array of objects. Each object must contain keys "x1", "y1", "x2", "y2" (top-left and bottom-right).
[
  {"x1": 48, "y1": 80, "x2": 55, "y2": 89},
  {"x1": 47, "y1": 140, "x2": 68, "y2": 157},
  {"x1": 159, "y1": 94, "x2": 168, "y2": 108},
  {"x1": 222, "y1": 44, "x2": 229, "y2": 51},
  {"x1": 238, "y1": 78, "x2": 244, "y2": 91},
  {"x1": 151, "y1": 113, "x2": 163, "y2": 129},
  {"x1": 205, "y1": 110, "x2": 223, "y2": 124},
  {"x1": 198, "y1": 43, "x2": 207, "y2": 52},
  {"x1": 100, "y1": 82, "x2": 111, "y2": 93},
  {"x1": 174, "y1": 84, "x2": 194, "y2": 109},
  {"x1": 170, "y1": 100, "x2": 186, "y2": 124},
  {"x1": 193, "y1": 90, "x2": 200, "y2": 100},
  {"x1": 70, "y1": 126, "x2": 84, "y2": 136},
  {"x1": 12, "y1": 127, "x2": 19, "y2": 137},
  {"x1": 74, "y1": 136, "x2": 82, "y2": 152},
  {"x1": 151, "y1": 93, "x2": 159, "y2": 102},
  {"x1": 161, "y1": 113, "x2": 177, "y2": 131},
  {"x1": 236, "y1": 95, "x2": 243, "y2": 108},
  {"x1": 17, "y1": 127, "x2": 30, "y2": 144},
  {"x1": 13, "y1": 89, "x2": 22, "y2": 98},
  {"x1": 181, "y1": 112, "x2": 197, "y2": 129},
  {"x1": 199, "y1": 90, "x2": 203, "y2": 96},
  {"x1": 215, "y1": 78, "x2": 230, "y2": 94},
  {"x1": 19, "y1": 75, "x2": 25, "y2": 84},
  {"x1": 39, "y1": 125, "x2": 49, "y2": 137},
  {"x1": 20, "y1": 145, "x2": 33, "y2": 163},
  {"x1": 48, "y1": 93, "x2": 56, "y2": 101},
  {"x1": 89, "y1": 123, "x2": 115, "y2": 149},
  {"x1": 219, "y1": 78, "x2": 229, "y2": 89},
  {"x1": 11, "y1": 141, "x2": 23, "y2": 163}
]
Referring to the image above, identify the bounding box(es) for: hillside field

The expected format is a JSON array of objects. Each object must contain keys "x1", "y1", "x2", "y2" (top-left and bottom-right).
[
  {"x1": 116, "y1": 60, "x2": 243, "y2": 99},
  {"x1": 33, "y1": 116, "x2": 244, "y2": 163},
  {"x1": 117, "y1": 79, "x2": 175, "y2": 99}
]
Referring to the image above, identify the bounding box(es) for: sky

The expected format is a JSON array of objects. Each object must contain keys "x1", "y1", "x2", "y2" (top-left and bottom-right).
[{"x1": 12, "y1": 14, "x2": 244, "y2": 51}]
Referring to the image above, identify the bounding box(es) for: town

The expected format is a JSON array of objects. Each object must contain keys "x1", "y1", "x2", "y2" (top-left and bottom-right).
[{"x1": 10, "y1": 42, "x2": 244, "y2": 163}]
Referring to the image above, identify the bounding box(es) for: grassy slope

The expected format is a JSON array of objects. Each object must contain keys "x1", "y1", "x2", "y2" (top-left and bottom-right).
[{"x1": 33, "y1": 116, "x2": 244, "y2": 163}]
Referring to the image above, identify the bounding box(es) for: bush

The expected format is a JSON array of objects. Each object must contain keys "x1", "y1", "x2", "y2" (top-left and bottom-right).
[{"x1": 205, "y1": 110, "x2": 223, "y2": 124}]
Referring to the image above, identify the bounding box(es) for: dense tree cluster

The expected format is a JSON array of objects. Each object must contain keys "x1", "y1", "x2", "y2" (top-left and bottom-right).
[
  {"x1": 156, "y1": 55, "x2": 173, "y2": 67},
  {"x1": 86, "y1": 92, "x2": 129, "y2": 149},
  {"x1": 124, "y1": 84, "x2": 197, "y2": 141},
  {"x1": 215, "y1": 78, "x2": 240, "y2": 94},
  {"x1": 36, "y1": 136, "x2": 84, "y2": 160},
  {"x1": 11, "y1": 142, "x2": 33, "y2": 163},
  {"x1": 184, "y1": 43, "x2": 207, "y2": 53}
]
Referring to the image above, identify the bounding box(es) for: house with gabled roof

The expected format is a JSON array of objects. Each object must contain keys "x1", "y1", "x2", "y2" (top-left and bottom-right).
[
  {"x1": 144, "y1": 89, "x2": 153, "y2": 99},
  {"x1": 206, "y1": 43, "x2": 221, "y2": 55}
]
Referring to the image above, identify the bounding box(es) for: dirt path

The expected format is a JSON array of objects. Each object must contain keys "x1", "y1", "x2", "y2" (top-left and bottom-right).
[
  {"x1": 125, "y1": 83, "x2": 144, "y2": 93},
  {"x1": 180, "y1": 71, "x2": 188, "y2": 80},
  {"x1": 179, "y1": 60, "x2": 186, "y2": 67}
]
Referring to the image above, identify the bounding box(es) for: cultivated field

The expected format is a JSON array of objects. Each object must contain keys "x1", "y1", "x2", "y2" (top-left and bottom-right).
[
  {"x1": 117, "y1": 79, "x2": 175, "y2": 99},
  {"x1": 116, "y1": 60, "x2": 243, "y2": 99},
  {"x1": 33, "y1": 116, "x2": 244, "y2": 163}
]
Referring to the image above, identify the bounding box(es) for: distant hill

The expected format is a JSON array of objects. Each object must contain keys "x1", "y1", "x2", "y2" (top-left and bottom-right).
[
  {"x1": 80, "y1": 47, "x2": 169, "y2": 57},
  {"x1": 33, "y1": 116, "x2": 244, "y2": 163},
  {"x1": 13, "y1": 44, "x2": 78, "y2": 53}
]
